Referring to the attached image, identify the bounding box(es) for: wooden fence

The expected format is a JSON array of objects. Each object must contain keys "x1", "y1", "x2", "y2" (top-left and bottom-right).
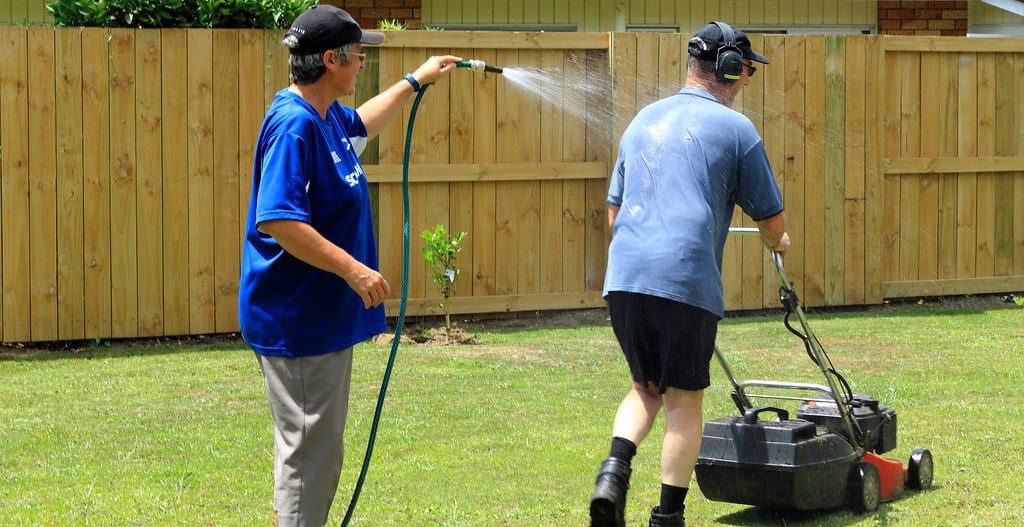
[{"x1": 1, "y1": 28, "x2": 1023, "y2": 343}]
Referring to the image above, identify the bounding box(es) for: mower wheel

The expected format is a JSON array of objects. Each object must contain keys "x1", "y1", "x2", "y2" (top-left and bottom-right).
[
  {"x1": 907, "y1": 448, "x2": 934, "y2": 490},
  {"x1": 849, "y1": 461, "x2": 881, "y2": 513}
]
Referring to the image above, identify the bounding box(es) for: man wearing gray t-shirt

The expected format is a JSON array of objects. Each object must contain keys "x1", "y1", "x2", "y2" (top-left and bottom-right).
[{"x1": 589, "y1": 21, "x2": 791, "y2": 527}]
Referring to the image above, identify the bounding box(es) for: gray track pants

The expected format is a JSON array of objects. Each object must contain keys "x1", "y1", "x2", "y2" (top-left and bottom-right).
[{"x1": 257, "y1": 349, "x2": 353, "y2": 527}]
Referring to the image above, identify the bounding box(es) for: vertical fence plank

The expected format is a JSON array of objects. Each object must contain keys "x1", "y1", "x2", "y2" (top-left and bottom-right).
[
  {"x1": 187, "y1": 29, "x2": 215, "y2": 334},
  {"x1": 897, "y1": 52, "x2": 921, "y2": 283},
  {"x1": 161, "y1": 29, "x2": 190, "y2": 335},
  {"x1": 783, "y1": 35, "x2": 808, "y2": 300},
  {"x1": 55, "y1": 27, "x2": 85, "y2": 340},
  {"x1": 238, "y1": 30, "x2": 264, "y2": 253},
  {"x1": 656, "y1": 33, "x2": 682, "y2": 100},
  {"x1": 936, "y1": 52, "x2": 959, "y2": 280},
  {"x1": 448, "y1": 46, "x2": 475, "y2": 300},
  {"x1": 108, "y1": 28, "x2": 138, "y2": 338},
  {"x1": 516, "y1": 48, "x2": 543, "y2": 296},
  {"x1": 376, "y1": 47, "x2": 406, "y2": 307},
  {"x1": 422, "y1": 45, "x2": 454, "y2": 306},
  {"x1": 992, "y1": 52, "x2": 1014, "y2": 276},
  {"x1": 844, "y1": 36, "x2": 866, "y2": 305},
  {"x1": 976, "y1": 53, "x2": 996, "y2": 278},
  {"x1": 956, "y1": 51, "x2": 978, "y2": 279},
  {"x1": 264, "y1": 31, "x2": 287, "y2": 112},
  {"x1": 584, "y1": 48, "x2": 610, "y2": 294},
  {"x1": 27, "y1": 27, "x2": 58, "y2": 341},
  {"x1": 213, "y1": 30, "x2": 241, "y2": 333},
  {"x1": 918, "y1": 51, "x2": 940, "y2": 282},
  {"x1": 991, "y1": 51, "x2": 1015, "y2": 276},
  {"x1": 539, "y1": 48, "x2": 564, "y2": 294},
  {"x1": 471, "y1": 47, "x2": 498, "y2": 299},
  {"x1": 804, "y1": 35, "x2": 826, "y2": 306},
  {"x1": 880, "y1": 44, "x2": 897, "y2": 284},
  {"x1": 612, "y1": 32, "x2": 636, "y2": 163},
  {"x1": 824, "y1": 35, "x2": 846, "y2": 306},
  {"x1": 136, "y1": 30, "x2": 163, "y2": 337},
  {"x1": 863, "y1": 35, "x2": 884, "y2": 303},
  {"x1": 561, "y1": 49, "x2": 588, "y2": 295},
  {"x1": 761, "y1": 34, "x2": 786, "y2": 307},
  {"x1": 0, "y1": 27, "x2": 30, "y2": 342},
  {"x1": 635, "y1": 33, "x2": 659, "y2": 110},
  {"x1": 81, "y1": 28, "x2": 112, "y2": 338},
  {"x1": 494, "y1": 48, "x2": 523, "y2": 297}
]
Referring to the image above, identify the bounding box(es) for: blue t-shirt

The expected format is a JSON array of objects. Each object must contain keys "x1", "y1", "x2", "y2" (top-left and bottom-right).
[
  {"x1": 239, "y1": 89, "x2": 386, "y2": 356},
  {"x1": 603, "y1": 87, "x2": 784, "y2": 317}
]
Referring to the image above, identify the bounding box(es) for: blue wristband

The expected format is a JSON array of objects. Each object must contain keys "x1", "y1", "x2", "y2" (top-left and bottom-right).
[{"x1": 403, "y1": 73, "x2": 421, "y2": 92}]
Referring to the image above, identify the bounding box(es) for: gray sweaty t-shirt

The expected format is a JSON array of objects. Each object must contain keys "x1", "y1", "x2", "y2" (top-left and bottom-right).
[{"x1": 603, "y1": 86, "x2": 783, "y2": 317}]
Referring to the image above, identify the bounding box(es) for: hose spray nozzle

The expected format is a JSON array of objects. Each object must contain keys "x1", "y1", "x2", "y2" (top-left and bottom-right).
[{"x1": 456, "y1": 59, "x2": 504, "y2": 74}]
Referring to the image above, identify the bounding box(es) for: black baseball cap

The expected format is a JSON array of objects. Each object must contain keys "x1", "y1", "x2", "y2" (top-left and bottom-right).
[
  {"x1": 284, "y1": 5, "x2": 385, "y2": 55},
  {"x1": 689, "y1": 21, "x2": 770, "y2": 64}
]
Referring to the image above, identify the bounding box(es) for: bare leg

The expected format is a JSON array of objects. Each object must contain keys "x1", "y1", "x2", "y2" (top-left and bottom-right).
[
  {"x1": 660, "y1": 388, "x2": 704, "y2": 487},
  {"x1": 611, "y1": 382, "x2": 664, "y2": 446}
]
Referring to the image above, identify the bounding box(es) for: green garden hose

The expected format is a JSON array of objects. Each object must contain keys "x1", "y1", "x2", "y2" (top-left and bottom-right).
[
  {"x1": 340, "y1": 60, "x2": 503, "y2": 525},
  {"x1": 339, "y1": 84, "x2": 428, "y2": 527}
]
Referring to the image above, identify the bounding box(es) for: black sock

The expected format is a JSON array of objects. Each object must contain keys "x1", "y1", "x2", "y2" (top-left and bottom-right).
[
  {"x1": 659, "y1": 484, "x2": 687, "y2": 515},
  {"x1": 609, "y1": 436, "x2": 637, "y2": 464}
]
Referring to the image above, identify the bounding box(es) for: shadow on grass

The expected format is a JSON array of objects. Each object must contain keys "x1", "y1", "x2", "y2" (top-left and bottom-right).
[
  {"x1": 711, "y1": 506, "x2": 882, "y2": 526},
  {"x1": 709, "y1": 485, "x2": 940, "y2": 526},
  {"x1": 0, "y1": 333, "x2": 247, "y2": 362}
]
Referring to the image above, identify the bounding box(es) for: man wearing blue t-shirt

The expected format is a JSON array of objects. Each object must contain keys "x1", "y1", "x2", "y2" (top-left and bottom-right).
[
  {"x1": 238, "y1": 5, "x2": 462, "y2": 526},
  {"x1": 589, "y1": 22, "x2": 791, "y2": 527}
]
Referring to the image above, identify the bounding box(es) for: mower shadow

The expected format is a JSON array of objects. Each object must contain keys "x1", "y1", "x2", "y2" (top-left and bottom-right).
[
  {"x1": 709, "y1": 488, "x2": 940, "y2": 527},
  {"x1": 711, "y1": 507, "x2": 871, "y2": 526}
]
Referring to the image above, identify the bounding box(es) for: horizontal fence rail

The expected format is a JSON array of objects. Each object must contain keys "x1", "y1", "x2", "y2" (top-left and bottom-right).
[{"x1": 1, "y1": 28, "x2": 1023, "y2": 343}]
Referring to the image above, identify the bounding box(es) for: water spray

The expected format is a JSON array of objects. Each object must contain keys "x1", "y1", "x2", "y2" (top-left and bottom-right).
[{"x1": 456, "y1": 59, "x2": 504, "y2": 74}]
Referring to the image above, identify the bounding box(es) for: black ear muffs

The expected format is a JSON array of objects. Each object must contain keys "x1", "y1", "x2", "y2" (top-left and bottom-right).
[{"x1": 713, "y1": 21, "x2": 744, "y2": 85}]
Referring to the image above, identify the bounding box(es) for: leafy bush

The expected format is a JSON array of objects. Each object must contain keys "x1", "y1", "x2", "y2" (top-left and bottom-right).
[{"x1": 46, "y1": 0, "x2": 316, "y2": 29}]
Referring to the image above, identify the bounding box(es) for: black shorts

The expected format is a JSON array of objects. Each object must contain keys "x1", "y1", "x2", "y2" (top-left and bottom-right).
[{"x1": 606, "y1": 291, "x2": 721, "y2": 392}]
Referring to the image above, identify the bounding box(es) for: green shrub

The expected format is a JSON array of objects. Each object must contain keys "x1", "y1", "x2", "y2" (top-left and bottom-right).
[{"x1": 46, "y1": 0, "x2": 316, "y2": 29}]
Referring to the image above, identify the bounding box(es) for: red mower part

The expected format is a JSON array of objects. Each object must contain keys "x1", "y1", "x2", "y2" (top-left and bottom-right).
[{"x1": 863, "y1": 452, "x2": 906, "y2": 502}]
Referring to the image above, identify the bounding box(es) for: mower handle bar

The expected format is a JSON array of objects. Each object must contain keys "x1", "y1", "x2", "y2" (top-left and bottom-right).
[
  {"x1": 735, "y1": 379, "x2": 841, "y2": 405},
  {"x1": 725, "y1": 227, "x2": 786, "y2": 272}
]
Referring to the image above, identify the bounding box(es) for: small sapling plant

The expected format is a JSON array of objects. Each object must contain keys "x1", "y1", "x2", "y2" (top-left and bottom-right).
[{"x1": 421, "y1": 224, "x2": 466, "y2": 340}]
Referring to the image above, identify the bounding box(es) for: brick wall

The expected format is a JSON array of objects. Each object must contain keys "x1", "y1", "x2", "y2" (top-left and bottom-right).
[
  {"x1": 321, "y1": 0, "x2": 424, "y2": 30},
  {"x1": 878, "y1": 1, "x2": 968, "y2": 36}
]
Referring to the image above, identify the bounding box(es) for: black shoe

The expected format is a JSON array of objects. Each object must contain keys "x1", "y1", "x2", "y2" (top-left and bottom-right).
[
  {"x1": 589, "y1": 457, "x2": 631, "y2": 527},
  {"x1": 648, "y1": 506, "x2": 685, "y2": 527}
]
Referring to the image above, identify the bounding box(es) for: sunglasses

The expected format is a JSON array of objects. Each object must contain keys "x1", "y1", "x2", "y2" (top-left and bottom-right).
[{"x1": 743, "y1": 63, "x2": 757, "y2": 77}]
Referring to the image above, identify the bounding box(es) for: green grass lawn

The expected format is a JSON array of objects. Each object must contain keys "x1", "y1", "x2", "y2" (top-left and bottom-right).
[{"x1": 1, "y1": 300, "x2": 1022, "y2": 526}]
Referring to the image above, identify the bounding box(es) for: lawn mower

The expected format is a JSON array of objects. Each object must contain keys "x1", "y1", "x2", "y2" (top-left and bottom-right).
[{"x1": 694, "y1": 248, "x2": 934, "y2": 514}]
